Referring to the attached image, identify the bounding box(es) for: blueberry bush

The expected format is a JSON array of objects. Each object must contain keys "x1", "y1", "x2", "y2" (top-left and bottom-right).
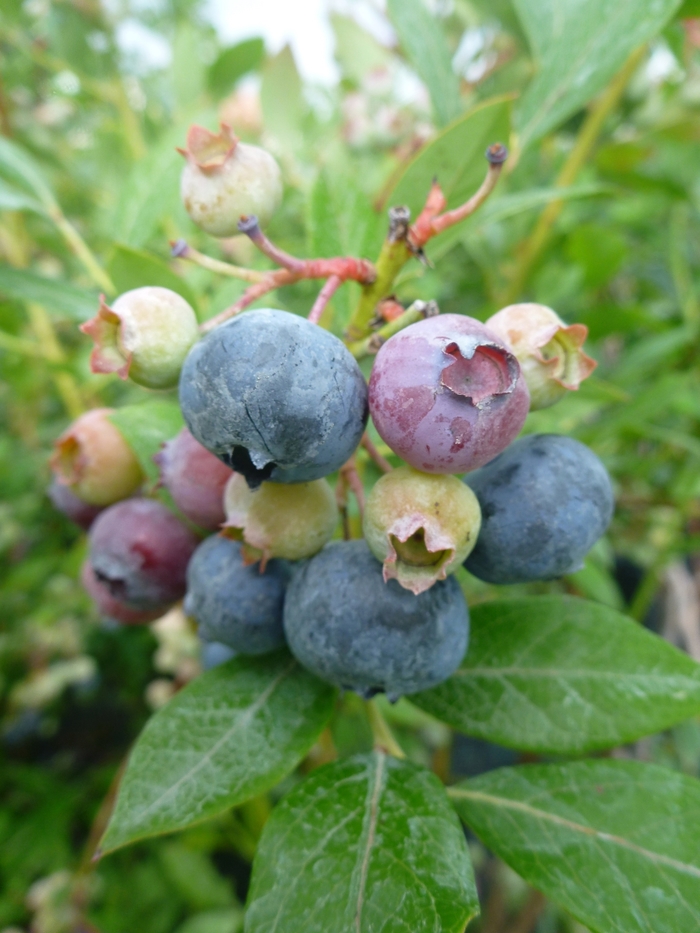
[{"x1": 3, "y1": 1, "x2": 700, "y2": 932}]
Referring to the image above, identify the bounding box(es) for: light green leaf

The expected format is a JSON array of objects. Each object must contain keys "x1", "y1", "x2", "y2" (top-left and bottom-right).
[
  {"x1": 470, "y1": 183, "x2": 612, "y2": 230},
  {"x1": 246, "y1": 751, "x2": 478, "y2": 933},
  {"x1": 0, "y1": 264, "x2": 98, "y2": 320},
  {"x1": 260, "y1": 46, "x2": 303, "y2": 148},
  {"x1": 330, "y1": 14, "x2": 391, "y2": 85},
  {"x1": 208, "y1": 38, "x2": 265, "y2": 99},
  {"x1": 388, "y1": 96, "x2": 511, "y2": 258},
  {"x1": 514, "y1": 0, "x2": 683, "y2": 147},
  {"x1": 451, "y1": 759, "x2": 700, "y2": 933},
  {"x1": 100, "y1": 653, "x2": 335, "y2": 854},
  {"x1": 0, "y1": 136, "x2": 57, "y2": 210},
  {"x1": 107, "y1": 244, "x2": 198, "y2": 309},
  {"x1": 411, "y1": 596, "x2": 700, "y2": 754},
  {"x1": 175, "y1": 909, "x2": 243, "y2": 933},
  {"x1": 0, "y1": 178, "x2": 46, "y2": 214},
  {"x1": 386, "y1": 0, "x2": 461, "y2": 127},
  {"x1": 108, "y1": 401, "x2": 184, "y2": 483}
]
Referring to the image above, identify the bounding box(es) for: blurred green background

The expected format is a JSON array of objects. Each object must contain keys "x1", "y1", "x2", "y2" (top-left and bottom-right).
[{"x1": 2, "y1": 1, "x2": 700, "y2": 930}]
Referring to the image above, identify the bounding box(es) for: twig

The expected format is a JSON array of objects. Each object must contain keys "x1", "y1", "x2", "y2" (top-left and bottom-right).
[
  {"x1": 503, "y1": 889, "x2": 547, "y2": 933},
  {"x1": 200, "y1": 269, "x2": 296, "y2": 332},
  {"x1": 347, "y1": 299, "x2": 439, "y2": 358},
  {"x1": 171, "y1": 239, "x2": 265, "y2": 283},
  {"x1": 365, "y1": 699, "x2": 406, "y2": 758},
  {"x1": 360, "y1": 433, "x2": 393, "y2": 473},
  {"x1": 340, "y1": 455, "x2": 365, "y2": 515},
  {"x1": 308, "y1": 274, "x2": 341, "y2": 325}
]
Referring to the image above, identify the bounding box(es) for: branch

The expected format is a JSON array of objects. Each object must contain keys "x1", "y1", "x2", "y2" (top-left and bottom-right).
[
  {"x1": 171, "y1": 239, "x2": 264, "y2": 283},
  {"x1": 360, "y1": 433, "x2": 393, "y2": 473},
  {"x1": 200, "y1": 268, "x2": 296, "y2": 333},
  {"x1": 347, "y1": 299, "x2": 439, "y2": 358},
  {"x1": 308, "y1": 274, "x2": 342, "y2": 325}
]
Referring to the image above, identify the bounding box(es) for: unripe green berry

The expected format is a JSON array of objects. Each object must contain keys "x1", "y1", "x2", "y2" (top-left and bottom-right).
[
  {"x1": 486, "y1": 303, "x2": 596, "y2": 410},
  {"x1": 179, "y1": 123, "x2": 282, "y2": 236},
  {"x1": 222, "y1": 474, "x2": 338, "y2": 563},
  {"x1": 363, "y1": 466, "x2": 481, "y2": 594},
  {"x1": 50, "y1": 408, "x2": 144, "y2": 506},
  {"x1": 81, "y1": 287, "x2": 198, "y2": 389}
]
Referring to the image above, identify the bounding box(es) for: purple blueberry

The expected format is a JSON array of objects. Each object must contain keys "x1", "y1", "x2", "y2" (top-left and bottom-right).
[
  {"x1": 184, "y1": 535, "x2": 289, "y2": 654},
  {"x1": 283, "y1": 540, "x2": 469, "y2": 701},
  {"x1": 178, "y1": 308, "x2": 368, "y2": 488},
  {"x1": 89, "y1": 499, "x2": 199, "y2": 610},
  {"x1": 368, "y1": 314, "x2": 530, "y2": 474},
  {"x1": 81, "y1": 560, "x2": 165, "y2": 625},
  {"x1": 464, "y1": 433, "x2": 614, "y2": 584},
  {"x1": 48, "y1": 479, "x2": 104, "y2": 530},
  {"x1": 155, "y1": 427, "x2": 232, "y2": 530}
]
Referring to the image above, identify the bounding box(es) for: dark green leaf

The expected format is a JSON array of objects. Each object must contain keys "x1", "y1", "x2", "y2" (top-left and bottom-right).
[
  {"x1": 386, "y1": 0, "x2": 462, "y2": 127},
  {"x1": 208, "y1": 39, "x2": 265, "y2": 99},
  {"x1": 451, "y1": 759, "x2": 700, "y2": 933},
  {"x1": 514, "y1": 0, "x2": 683, "y2": 147},
  {"x1": 246, "y1": 751, "x2": 478, "y2": 933},
  {"x1": 388, "y1": 96, "x2": 511, "y2": 258},
  {"x1": 260, "y1": 46, "x2": 303, "y2": 148},
  {"x1": 107, "y1": 244, "x2": 198, "y2": 309},
  {"x1": 0, "y1": 264, "x2": 98, "y2": 320},
  {"x1": 100, "y1": 653, "x2": 335, "y2": 854},
  {"x1": 108, "y1": 401, "x2": 184, "y2": 483},
  {"x1": 411, "y1": 596, "x2": 700, "y2": 754}
]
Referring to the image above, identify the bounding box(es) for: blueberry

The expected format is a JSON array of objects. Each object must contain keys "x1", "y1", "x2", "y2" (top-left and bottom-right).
[
  {"x1": 200, "y1": 639, "x2": 237, "y2": 670},
  {"x1": 179, "y1": 308, "x2": 368, "y2": 488},
  {"x1": 464, "y1": 433, "x2": 614, "y2": 584},
  {"x1": 184, "y1": 535, "x2": 289, "y2": 654},
  {"x1": 283, "y1": 540, "x2": 469, "y2": 700}
]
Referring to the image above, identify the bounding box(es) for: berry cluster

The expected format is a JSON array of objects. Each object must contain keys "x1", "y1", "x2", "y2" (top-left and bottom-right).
[{"x1": 49, "y1": 125, "x2": 612, "y2": 702}]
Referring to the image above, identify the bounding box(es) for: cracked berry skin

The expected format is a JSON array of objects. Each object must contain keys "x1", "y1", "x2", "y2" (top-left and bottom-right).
[
  {"x1": 464, "y1": 433, "x2": 614, "y2": 584},
  {"x1": 179, "y1": 308, "x2": 368, "y2": 488},
  {"x1": 89, "y1": 499, "x2": 199, "y2": 610},
  {"x1": 368, "y1": 314, "x2": 529, "y2": 474},
  {"x1": 283, "y1": 540, "x2": 469, "y2": 700},
  {"x1": 155, "y1": 427, "x2": 232, "y2": 530},
  {"x1": 184, "y1": 535, "x2": 289, "y2": 654}
]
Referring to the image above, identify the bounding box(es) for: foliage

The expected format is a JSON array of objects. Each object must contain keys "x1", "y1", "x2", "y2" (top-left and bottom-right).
[{"x1": 2, "y1": 0, "x2": 700, "y2": 931}]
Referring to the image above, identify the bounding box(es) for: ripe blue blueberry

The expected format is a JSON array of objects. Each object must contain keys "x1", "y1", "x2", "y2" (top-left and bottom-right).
[
  {"x1": 464, "y1": 433, "x2": 614, "y2": 584},
  {"x1": 184, "y1": 535, "x2": 289, "y2": 654},
  {"x1": 200, "y1": 638, "x2": 237, "y2": 670},
  {"x1": 179, "y1": 308, "x2": 368, "y2": 488},
  {"x1": 283, "y1": 540, "x2": 469, "y2": 701}
]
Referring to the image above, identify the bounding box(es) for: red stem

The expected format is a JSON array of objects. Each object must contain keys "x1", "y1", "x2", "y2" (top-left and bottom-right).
[
  {"x1": 309, "y1": 275, "x2": 342, "y2": 325},
  {"x1": 361, "y1": 433, "x2": 393, "y2": 473}
]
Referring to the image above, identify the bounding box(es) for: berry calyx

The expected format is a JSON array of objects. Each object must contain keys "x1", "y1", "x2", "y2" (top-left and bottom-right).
[
  {"x1": 363, "y1": 466, "x2": 481, "y2": 594},
  {"x1": 485, "y1": 303, "x2": 596, "y2": 410},
  {"x1": 222, "y1": 474, "x2": 338, "y2": 564},
  {"x1": 50, "y1": 408, "x2": 144, "y2": 506},
  {"x1": 80, "y1": 287, "x2": 199, "y2": 389},
  {"x1": 179, "y1": 123, "x2": 283, "y2": 236}
]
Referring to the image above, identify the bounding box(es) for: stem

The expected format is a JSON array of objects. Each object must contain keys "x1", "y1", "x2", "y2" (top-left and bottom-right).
[
  {"x1": 200, "y1": 269, "x2": 295, "y2": 333},
  {"x1": 629, "y1": 562, "x2": 662, "y2": 623},
  {"x1": 171, "y1": 239, "x2": 264, "y2": 283},
  {"x1": 506, "y1": 889, "x2": 547, "y2": 933},
  {"x1": 345, "y1": 235, "x2": 414, "y2": 341},
  {"x1": 49, "y1": 207, "x2": 115, "y2": 295},
  {"x1": 238, "y1": 215, "x2": 306, "y2": 272},
  {"x1": 308, "y1": 274, "x2": 341, "y2": 325},
  {"x1": 502, "y1": 46, "x2": 645, "y2": 304},
  {"x1": 347, "y1": 299, "x2": 439, "y2": 358},
  {"x1": 360, "y1": 433, "x2": 393, "y2": 473},
  {"x1": 365, "y1": 699, "x2": 406, "y2": 759}
]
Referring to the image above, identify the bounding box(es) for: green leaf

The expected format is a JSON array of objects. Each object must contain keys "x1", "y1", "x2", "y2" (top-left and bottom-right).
[
  {"x1": 175, "y1": 909, "x2": 243, "y2": 933},
  {"x1": 0, "y1": 136, "x2": 57, "y2": 210},
  {"x1": 514, "y1": 0, "x2": 683, "y2": 148},
  {"x1": 411, "y1": 596, "x2": 700, "y2": 754},
  {"x1": 307, "y1": 171, "x2": 349, "y2": 328},
  {"x1": 0, "y1": 264, "x2": 98, "y2": 320},
  {"x1": 385, "y1": 0, "x2": 462, "y2": 127},
  {"x1": 107, "y1": 244, "x2": 198, "y2": 309},
  {"x1": 246, "y1": 751, "x2": 478, "y2": 933},
  {"x1": 108, "y1": 401, "x2": 184, "y2": 483},
  {"x1": 0, "y1": 178, "x2": 46, "y2": 214},
  {"x1": 208, "y1": 38, "x2": 265, "y2": 99},
  {"x1": 451, "y1": 759, "x2": 700, "y2": 933},
  {"x1": 470, "y1": 183, "x2": 612, "y2": 230},
  {"x1": 100, "y1": 653, "x2": 335, "y2": 854},
  {"x1": 330, "y1": 14, "x2": 391, "y2": 85},
  {"x1": 260, "y1": 46, "x2": 303, "y2": 148},
  {"x1": 388, "y1": 96, "x2": 511, "y2": 258}
]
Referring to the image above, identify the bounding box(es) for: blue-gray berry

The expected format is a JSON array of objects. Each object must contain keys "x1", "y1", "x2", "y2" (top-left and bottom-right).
[
  {"x1": 179, "y1": 308, "x2": 368, "y2": 488},
  {"x1": 185, "y1": 536, "x2": 289, "y2": 654},
  {"x1": 464, "y1": 433, "x2": 614, "y2": 584},
  {"x1": 283, "y1": 540, "x2": 469, "y2": 701}
]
